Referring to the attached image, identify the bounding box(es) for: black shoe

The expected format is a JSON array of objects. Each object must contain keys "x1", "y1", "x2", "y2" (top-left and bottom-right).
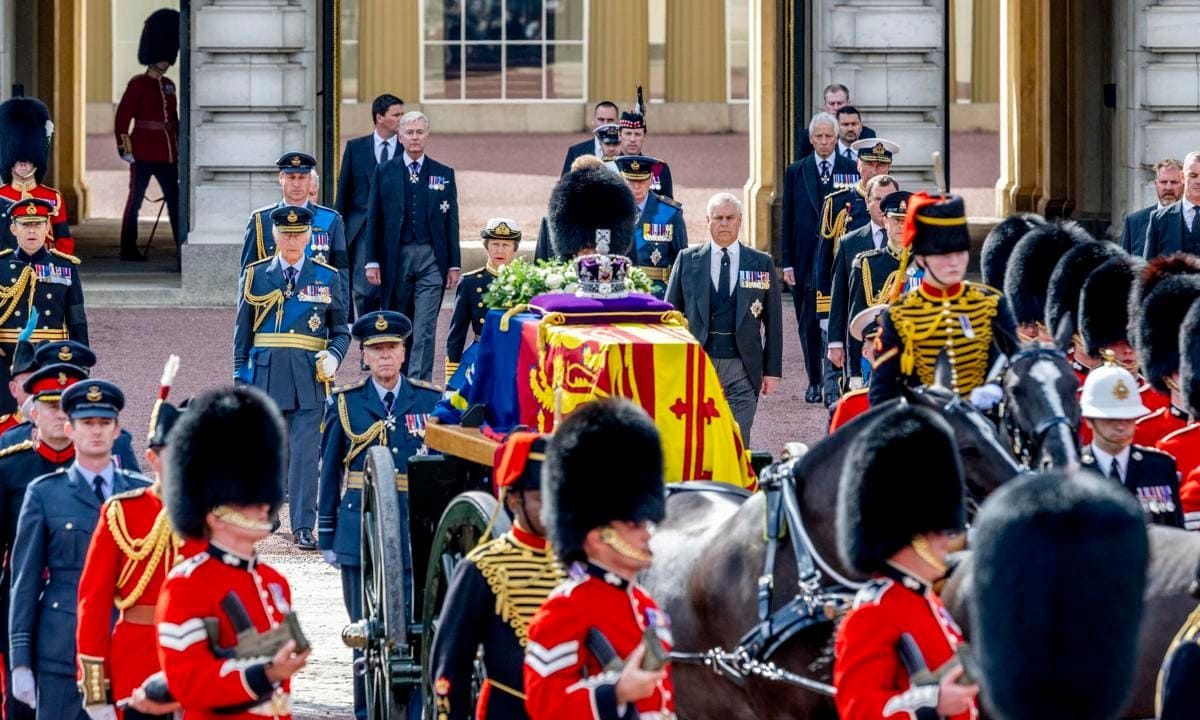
[
  {"x1": 293, "y1": 528, "x2": 317, "y2": 550},
  {"x1": 805, "y1": 387, "x2": 821, "y2": 404},
  {"x1": 120, "y1": 250, "x2": 147, "y2": 262}
]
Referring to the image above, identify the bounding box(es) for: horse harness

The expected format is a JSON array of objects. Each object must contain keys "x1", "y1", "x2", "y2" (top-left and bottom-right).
[
  {"x1": 1000, "y1": 346, "x2": 1077, "y2": 466},
  {"x1": 668, "y1": 460, "x2": 860, "y2": 696}
]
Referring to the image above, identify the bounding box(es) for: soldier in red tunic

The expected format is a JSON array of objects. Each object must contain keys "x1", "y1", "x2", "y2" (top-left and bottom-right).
[
  {"x1": 114, "y1": 9, "x2": 180, "y2": 262},
  {"x1": 76, "y1": 357, "x2": 191, "y2": 720},
  {"x1": 1170, "y1": 299, "x2": 1200, "y2": 528},
  {"x1": 828, "y1": 305, "x2": 883, "y2": 434},
  {"x1": 524, "y1": 399, "x2": 675, "y2": 720},
  {"x1": 833, "y1": 403, "x2": 979, "y2": 719},
  {"x1": 0, "y1": 97, "x2": 73, "y2": 255},
  {"x1": 143, "y1": 386, "x2": 309, "y2": 719}
]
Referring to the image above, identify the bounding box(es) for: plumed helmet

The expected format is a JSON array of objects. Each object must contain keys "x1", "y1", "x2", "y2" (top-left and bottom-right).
[
  {"x1": 1079, "y1": 255, "x2": 1143, "y2": 357},
  {"x1": 0, "y1": 98, "x2": 52, "y2": 185},
  {"x1": 1004, "y1": 220, "x2": 1092, "y2": 326},
  {"x1": 981, "y1": 213, "x2": 1044, "y2": 289},
  {"x1": 163, "y1": 385, "x2": 286, "y2": 539},
  {"x1": 138, "y1": 9, "x2": 181, "y2": 67},
  {"x1": 971, "y1": 471, "x2": 1147, "y2": 720},
  {"x1": 1045, "y1": 241, "x2": 1127, "y2": 341},
  {"x1": 548, "y1": 165, "x2": 637, "y2": 260},
  {"x1": 542, "y1": 398, "x2": 664, "y2": 563},
  {"x1": 837, "y1": 404, "x2": 965, "y2": 574}
]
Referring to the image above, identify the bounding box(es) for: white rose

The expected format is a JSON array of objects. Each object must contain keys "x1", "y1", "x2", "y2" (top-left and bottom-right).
[
  {"x1": 564, "y1": 282, "x2": 579, "y2": 293},
  {"x1": 545, "y1": 272, "x2": 564, "y2": 290}
]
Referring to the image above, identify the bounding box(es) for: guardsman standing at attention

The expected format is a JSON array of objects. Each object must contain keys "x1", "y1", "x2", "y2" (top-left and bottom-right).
[
  {"x1": 869, "y1": 193, "x2": 1019, "y2": 409},
  {"x1": 318, "y1": 310, "x2": 439, "y2": 720},
  {"x1": 0, "y1": 198, "x2": 88, "y2": 448},
  {"x1": 445, "y1": 219, "x2": 519, "y2": 383},
  {"x1": 234, "y1": 204, "x2": 349, "y2": 550},
  {"x1": 616, "y1": 155, "x2": 687, "y2": 300},
  {"x1": 9, "y1": 380, "x2": 150, "y2": 719},
  {"x1": 0, "y1": 98, "x2": 73, "y2": 255},
  {"x1": 148, "y1": 386, "x2": 309, "y2": 718},
  {"x1": 75, "y1": 357, "x2": 191, "y2": 720},
  {"x1": 430, "y1": 432, "x2": 564, "y2": 720},
  {"x1": 524, "y1": 400, "x2": 674, "y2": 720}
]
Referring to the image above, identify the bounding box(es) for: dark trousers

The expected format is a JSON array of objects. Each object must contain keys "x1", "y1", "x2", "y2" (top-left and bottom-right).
[
  {"x1": 790, "y1": 283, "x2": 822, "y2": 388},
  {"x1": 283, "y1": 407, "x2": 321, "y2": 532},
  {"x1": 712, "y1": 357, "x2": 758, "y2": 447},
  {"x1": 820, "y1": 330, "x2": 841, "y2": 408},
  {"x1": 120, "y1": 161, "x2": 180, "y2": 254},
  {"x1": 341, "y1": 565, "x2": 367, "y2": 720},
  {"x1": 349, "y1": 234, "x2": 380, "y2": 319},
  {"x1": 389, "y1": 244, "x2": 443, "y2": 382}
]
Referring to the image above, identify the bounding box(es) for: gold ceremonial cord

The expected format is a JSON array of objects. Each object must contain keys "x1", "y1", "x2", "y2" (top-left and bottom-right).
[
  {"x1": 242, "y1": 265, "x2": 285, "y2": 332},
  {"x1": 890, "y1": 284, "x2": 1000, "y2": 393},
  {"x1": 106, "y1": 503, "x2": 176, "y2": 610},
  {"x1": 470, "y1": 533, "x2": 565, "y2": 648},
  {"x1": 861, "y1": 247, "x2": 904, "y2": 306},
  {"x1": 255, "y1": 211, "x2": 267, "y2": 262},
  {"x1": 337, "y1": 392, "x2": 388, "y2": 467},
  {"x1": 0, "y1": 265, "x2": 35, "y2": 329},
  {"x1": 1159, "y1": 605, "x2": 1200, "y2": 714}
]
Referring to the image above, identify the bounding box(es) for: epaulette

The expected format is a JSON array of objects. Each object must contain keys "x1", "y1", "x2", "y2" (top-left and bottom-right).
[
  {"x1": 311, "y1": 258, "x2": 338, "y2": 272},
  {"x1": 0, "y1": 249, "x2": 13, "y2": 258},
  {"x1": 245, "y1": 255, "x2": 273, "y2": 270},
  {"x1": 331, "y1": 377, "x2": 369, "y2": 395},
  {"x1": 852, "y1": 577, "x2": 894, "y2": 608},
  {"x1": 462, "y1": 266, "x2": 488, "y2": 278},
  {"x1": 852, "y1": 247, "x2": 884, "y2": 269},
  {"x1": 251, "y1": 203, "x2": 278, "y2": 215},
  {"x1": 966, "y1": 280, "x2": 1002, "y2": 296},
  {"x1": 410, "y1": 378, "x2": 443, "y2": 393},
  {"x1": 658, "y1": 194, "x2": 683, "y2": 210},
  {"x1": 117, "y1": 468, "x2": 152, "y2": 483},
  {"x1": 169, "y1": 551, "x2": 210, "y2": 579},
  {"x1": 108, "y1": 486, "x2": 149, "y2": 502},
  {"x1": 822, "y1": 186, "x2": 850, "y2": 203},
  {"x1": 0, "y1": 439, "x2": 33, "y2": 458},
  {"x1": 49, "y1": 249, "x2": 81, "y2": 265}
]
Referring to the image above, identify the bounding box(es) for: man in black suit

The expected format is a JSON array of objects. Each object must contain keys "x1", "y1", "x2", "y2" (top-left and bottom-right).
[
  {"x1": 666, "y1": 193, "x2": 782, "y2": 446},
  {"x1": 1080, "y1": 363, "x2": 1184, "y2": 527},
  {"x1": 1144, "y1": 151, "x2": 1200, "y2": 260},
  {"x1": 780, "y1": 112, "x2": 856, "y2": 403},
  {"x1": 1121, "y1": 157, "x2": 1181, "y2": 256},
  {"x1": 364, "y1": 111, "x2": 460, "y2": 382},
  {"x1": 336, "y1": 93, "x2": 403, "y2": 316},
  {"x1": 797, "y1": 84, "x2": 876, "y2": 159},
  {"x1": 559, "y1": 100, "x2": 619, "y2": 176}
]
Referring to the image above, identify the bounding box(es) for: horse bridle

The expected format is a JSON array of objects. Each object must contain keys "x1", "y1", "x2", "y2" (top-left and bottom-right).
[{"x1": 999, "y1": 346, "x2": 1077, "y2": 466}]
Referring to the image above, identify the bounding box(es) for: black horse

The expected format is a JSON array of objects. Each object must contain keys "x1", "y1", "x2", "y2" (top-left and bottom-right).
[
  {"x1": 644, "y1": 386, "x2": 1022, "y2": 720},
  {"x1": 999, "y1": 344, "x2": 1081, "y2": 470}
]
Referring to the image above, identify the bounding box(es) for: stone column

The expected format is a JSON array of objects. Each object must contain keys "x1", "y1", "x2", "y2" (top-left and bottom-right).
[
  {"x1": 49, "y1": 0, "x2": 88, "y2": 221},
  {"x1": 971, "y1": 0, "x2": 999, "y2": 102},
  {"x1": 995, "y1": 0, "x2": 1042, "y2": 215},
  {"x1": 745, "y1": 0, "x2": 781, "y2": 252},
  {"x1": 811, "y1": 0, "x2": 946, "y2": 187},
  {"x1": 0, "y1": 2, "x2": 10, "y2": 100},
  {"x1": 358, "y1": 0, "x2": 417, "y2": 104},
  {"x1": 588, "y1": 0, "x2": 649, "y2": 105},
  {"x1": 664, "y1": 0, "x2": 725, "y2": 102},
  {"x1": 86, "y1": 0, "x2": 113, "y2": 104},
  {"x1": 184, "y1": 0, "x2": 316, "y2": 305}
]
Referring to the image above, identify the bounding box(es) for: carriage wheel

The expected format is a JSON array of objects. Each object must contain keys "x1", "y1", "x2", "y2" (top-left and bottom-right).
[
  {"x1": 358, "y1": 446, "x2": 416, "y2": 720},
  {"x1": 419, "y1": 491, "x2": 510, "y2": 719}
]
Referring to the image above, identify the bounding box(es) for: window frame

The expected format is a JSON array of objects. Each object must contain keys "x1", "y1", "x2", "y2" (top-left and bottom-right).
[{"x1": 725, "y1": 0, "x2": 749, "y2": 104}]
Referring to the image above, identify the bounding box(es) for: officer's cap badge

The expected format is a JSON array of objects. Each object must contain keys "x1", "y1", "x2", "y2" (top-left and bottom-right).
[
  {"x1": 375, "y1": 314, "x2": 389, "y2": 331},
  {"x1": 24, "y1": 203, "x2": 35, "y2": 215},
  {"x1": 494, "y1": 222, "x2": 512, "y2": 236},
  {"x1": 287, "y1": 210, "x2": 298, "y2": 224},
  {"x1": 872, "y1": 142, "x2": 886, "y2": 155},
  {"x1": 630, "y1": 160, "x2": 641, "y2": 171},
  {"x1": 57, "y1": 372, "x2": 67, "y2": 386},
  {"x1": 86, "y1": 385, "x2": 102, "y2": 402},
  {"x1": 1113, "y1": 379, "x2": 1130, "y2": 401},
  {"x1": 899, "y1": 200, "x2": 907, "y2": 213},
  {"x1": 290, "y1": 155, "x2": 302, "y2": 167},
  {"x1": 58, "y1": 347, "x2": 72, "y2": 361}
]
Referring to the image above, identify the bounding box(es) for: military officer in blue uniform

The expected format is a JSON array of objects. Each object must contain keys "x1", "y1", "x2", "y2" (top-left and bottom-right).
[
  {"x1": 615, "y1": 155, "x2": 687, "y2": 299},
  {"x1": 318, "y1": 310, "x2": 440, "y2": 720},
  {"x1": 8, "y1": 379, "x2": 149, "y2": 719},
  {"x1": 445, "y1": 218, "x2": 519, "y2": 382},
  {"x1": 239, "y1": 152, "x2": 349, "y2": 302},
  {"x1": 234, "y1": 204, "x2": 350, "y2": 550}
]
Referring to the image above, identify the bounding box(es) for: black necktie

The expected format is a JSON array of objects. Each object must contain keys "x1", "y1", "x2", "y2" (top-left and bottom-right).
[
  {"x1": 877, "y1": 228, "x2": 887, "y2": 249},
  {"x1": 284, "y1": 266, "x2": 297, "y2": 287},
  {"x1": 409, "y1": 161, "x2": 420, "y2": 177},
  {"x1": 1109, "y1": 460, "x2": 1122, "y2": 485},
  {"x1": 383, "y1": 391, "x2": 395, "y2": 416},
  {"x1": 844, "y1": 148, "x2": 854, "y2": 162},
  {"x1": 819, "y1": 160, "x2": 830, "y2": 183},
  {"x1": 93, "y1": 476, "x2": 105, "y2": 504},
  {"x1": 379, "y1": 141, "x2": 390, "y2": 165},
  {"x1": 719, "y1": 248, "x2": 731, "y2": 298}
]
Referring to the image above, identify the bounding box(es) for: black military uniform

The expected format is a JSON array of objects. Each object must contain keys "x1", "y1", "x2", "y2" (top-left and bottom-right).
[
  {"x1": 429, "y1": 433, "x2": 563, "y2": 720},
  {"x1": 870, "y1": 193, "x2": 1019, "y2": 405},
  {"x1": 445, "y1": 219, "x2": 520, "y2": 382}
]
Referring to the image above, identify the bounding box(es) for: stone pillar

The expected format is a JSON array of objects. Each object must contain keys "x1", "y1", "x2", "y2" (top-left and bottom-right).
[
  {"x1": 0, "y1": 1, "x2": 13, "y2": 100},
  {"x1": 184, "y1": 0, "x2": 316, "y2": 304},
  {"x1": 588, "y1": 0, "x2": 649, "y2": 105},
  {"x1": 86, "y1": 0, "x2": 113, "y2": 104},
  {"x1": 995, "y1": 0, "x2": 1042, "y2": 215},
  {"x1": 49, "y1": 0, "x2": 88, "y2": 222},
  {"x1": 664, "y1": 0, "x2": 725, "y2": 102},
  {"x1": 971, "y1": 0, "x2": 999, "y2": 102},
  {"x1": 811, "y1": 0, "x2": 946, "y2": 187},
  {"x1": 358, "y1": 0, "x2": 417, "y2": 104},
  {"x1": 745, "y1": 0, "x2": 781, "y2": 252},
  {"x1": 1035, "y1": 0, "x2": 1072, "y2": 217}
]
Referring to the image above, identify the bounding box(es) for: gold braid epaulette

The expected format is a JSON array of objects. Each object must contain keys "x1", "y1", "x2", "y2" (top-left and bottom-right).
[
  {"x1": 468, "y1": 534, "x2": 565, "y2": 648},
  {"x1": 337, "y1": 392, "x2": 388, "y2": 467},
  {"x1": 106, "y1": 500, "x2": 176, "y2": 610},
  {"x1": 242, "y1": 265, "x2": 285, "y2": 332}
]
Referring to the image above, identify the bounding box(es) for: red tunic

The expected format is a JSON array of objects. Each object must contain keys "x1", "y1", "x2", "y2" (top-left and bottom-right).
[
  {"x1": 0, "y1": 413, "x2": 19, "y2": 437},
  {"x1": 0, "y1": 181, "x2": 72, "y2": 254},
  {"x1": 1165, "y1": 425, "x2": 1200, "y2": 530},
  {"x1": 114, "y1": 73, "x2": 179, "y2": 164},
  {"x1": 1134, "y1": 403, "x2": 1189, "y2": 449},
  {"x1": 156, "y1": 544, "x2": 294, "y2": 719},
  {"x1": 524, "y1": 563, "x2": 675, "y2": 720},
  {"x1": 834, "y1": 565, "x2": 977, "y2": 720},
  {"x1": 829, "y1": 389, "x2": 870, "y2": 434}
]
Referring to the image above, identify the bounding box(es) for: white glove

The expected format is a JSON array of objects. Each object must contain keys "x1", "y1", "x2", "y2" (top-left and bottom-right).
[
  {"x1": 121, "y1": 153, "x2": 134, "y2": 164},
  {"x1": 847, "y1": 376, "x2": 864, "y2": 391},
  {"x1": 968, "y1": 384, "x2": 1004, "y2": 411},
  {"x1": 322, "y1": 549, "x2": 340, "y2": 568},
  {"x1": 85, "y1": 705, "x2": 118, "y2": 720},
  {"x1": 316, "y1": 350, "x2": 339, "y2": 379},
  {"x1": 12, "y1": 666, "x2": 35, "y2": 709}
]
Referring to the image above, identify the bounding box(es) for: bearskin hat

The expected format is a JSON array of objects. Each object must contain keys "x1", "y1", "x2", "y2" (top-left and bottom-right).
[
  {"x1": 163, "y1": 385, "x2": 286, "y2": 539},
  {"x1": 971, "y1": 470, "x2": 1146, "y2": 720},
  {"x1": 0, "y1": 98, "x2": 51, "y2": 184},
  {"x1": 1004, "y1": 220, "x2": 1092, "y2": 326},
  {"x1": 1180, "y1": 299, "x2": 1200, "y2": 416},
  {"x1": 1044, "y1": 241, "x2": 1126, "y2": 341},
  {"x1": 836, "y1": 404, "x2": 965, "y2": 575},
  {"x1": 1128, "y1": 253, "x2": 1200, "y2": 319},
  {"x1": 1135, "y1": 275, "x2": 1200, "y2": 393},
  {"x1": 548, "y1": 165, "x2": 637, "y2": 260},
  {"x1": 542, "y1": 398, "x2": 665, "y2": 563},
  {"x1": 981, "y1": 213, "x2": 1044, "y2": 289},
  {"x1": 1079, "y1": 255, "x2": 1143, "y2": 357},
  {"x1": 138, "y1": 9, "x2": 181, "y2": 67}
]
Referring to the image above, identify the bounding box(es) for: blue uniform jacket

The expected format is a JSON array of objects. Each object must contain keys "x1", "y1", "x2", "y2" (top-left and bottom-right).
[
  {"x1": 240, "y1": 200, "x2": 350, "y2": 306},
  {"x1": 0, "y1": 423, "x2": 140, "y2": 471},
  {"x1": 8, "y1": 464, "x2": 150, "y2": 675},
  {"x1": 233, "y1": 256, "x2": 350, "y2": 412},
  {"x1": 317, "y1": 376, "x2": 441, "y2": 566},
  {"x1": 633, "y1": 193, "x2": 688, "y2": 299}
]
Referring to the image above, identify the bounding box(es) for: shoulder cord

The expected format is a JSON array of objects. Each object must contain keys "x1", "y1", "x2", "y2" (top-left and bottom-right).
[
  {"x1": 241, "y1": 265, "x2": 284, "y2": 332},
  {"x1": 338, "y1": 392, "x2": 388, "y2": 467},
  {"x1": 0, "y1": 266, "x2": 34, "y2": 329},
  {"x1": 107, "y1": 502, "x2": 175, "y2": 610}
]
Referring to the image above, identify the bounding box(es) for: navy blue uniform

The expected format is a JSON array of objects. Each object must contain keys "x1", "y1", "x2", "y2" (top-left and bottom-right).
[
  {"x1": 445, "y1": 265, "x2": 496, "y2": 378},
  {"x1": 633, "y1": 193, "x2": 688, "y2": 300},
  {"x1": 8, "y1": 463, "x2": 149, "y2": 719},
  {"x1": 240, "y1": 201, "x2": 350, "y2": 305},
  {"x1": 234, "y1": 255, "x2": 349, "y2": 533},
  {"x1": 0, "y1": 424, "x2": 139, "y2": 471},
  {"x1": 815, "y1": 183, "x2": 869, "y2": 321},
  {"x1": 1082, "y1": 445, "x2": 1184, "y2": 528},
  {"x1": 318, "y1": 375, "x2": 440, "y2": 719}
]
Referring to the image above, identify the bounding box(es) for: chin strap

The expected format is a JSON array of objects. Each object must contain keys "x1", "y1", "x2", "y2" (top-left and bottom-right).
[
  {"x1": 212, "y1": 505, "x2": 274, "y2": 533},
  {"x1": 599, "y1": 526, "x2": 652, "y2": 563},
  {"x1": 910, "y1": 535, "x2": 947, "y2": 577}
]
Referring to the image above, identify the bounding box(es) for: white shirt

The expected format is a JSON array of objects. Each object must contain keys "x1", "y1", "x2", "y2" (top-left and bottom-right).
[
  {"x1": 709, "y1": 240, "x2": 741, "y2": 290},
  {"x1": 1090, "y1": 444, "x2": 1131, "y2": 483},
  {"x1": 75, "y1": 461, "x2": 115, "y2": 501},
  {"x1": 869, "y1": 221, "x2": 887, "y2": 249},
  {"x1": 371, "y1": 377, "x2": 403, "y2": 412},
  {"x1": 403, "y1": 152, "x2": 425, "y2": 173},
  {"x1": 837, "y1": 140, "x2": 857, "y2": 162},
  {"x1": 277, "y1": 255, "x2": 305, "y2": 280},
  {"x1": 813, "y1": 152, "x2": 835, "y2": 175},
  {"x1": 1184, "y1": 197, "x2": 1200, "y2": 231},
  {"x1": 373, "y1": 131, "x2": 398, "y2": 164}
]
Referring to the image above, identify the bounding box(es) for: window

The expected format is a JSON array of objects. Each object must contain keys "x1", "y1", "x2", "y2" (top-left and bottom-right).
[
  {"x1": 726, "y1": 0, "x2": 749, "y2": 102},
  {"x1": 422, "y1": 0, "x2": 587, "y2": 102},
  {"x1": 341, "y1": 0, "x2": 361, "y2": 102}
]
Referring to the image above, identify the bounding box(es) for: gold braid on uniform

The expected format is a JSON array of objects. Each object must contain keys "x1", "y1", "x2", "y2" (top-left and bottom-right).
[
  {"x1": 242, "y1": 265, "x2": 285, "y2": 331},
  {"x1": 337, "y1": 392, "x2": 388, "y2": 466},
  {"x1": 0, "y1": 265, "x2": 34, "y2": 328},
  {"x1": 861, "y1": 246, "x2": 905, "y2": 306},
  {"x1": 106, "y1": 502, "x2": 176, "y2": 610},
  {"x1": 888, "y1": 283, "x2": 1000, "y2": 395},
  {"x1": 468, "y1": 533, "x2": 565, "y2": 648},
  {"x1": 255, "y1": 211, "x2": 268, "y2": 263}
]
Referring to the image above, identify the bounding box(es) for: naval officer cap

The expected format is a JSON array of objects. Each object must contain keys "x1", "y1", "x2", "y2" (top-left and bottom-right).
[
  {"x1": 595, "y1": 123, "x2": 622, "y2": 146},
  {"x1": 852, "y1": 138, "x2": 900, "y2": 164},
  {"x1": 24, "y1": 363, "x2": 90, "y2": 403},
  {"x1": 614, "y1": 155, "x2": 656, "y2": 181}
]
